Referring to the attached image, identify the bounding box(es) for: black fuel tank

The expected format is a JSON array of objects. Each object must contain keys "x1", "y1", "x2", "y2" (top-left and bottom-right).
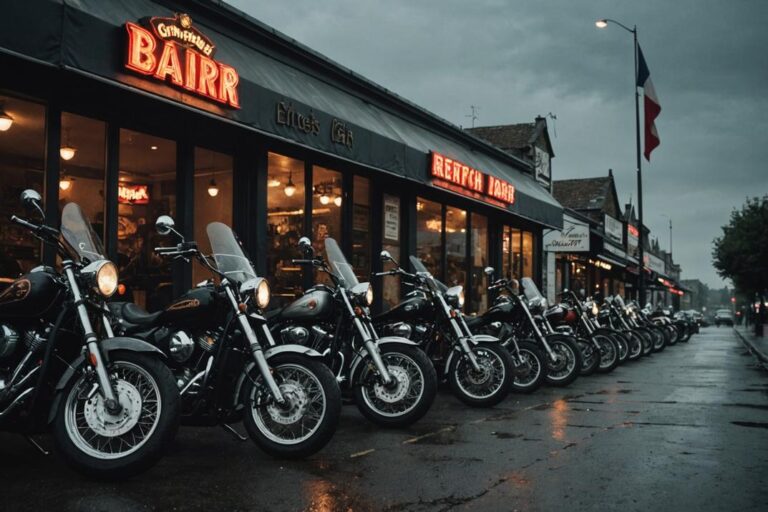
[
  {"x1": 280, "y1": 288, "x2": 335, "y2": 322},
  {"x1": 0, "y1": 269, "x2": 65, "y2": 320},
  {"x1": 159, "y1": 287, "x2": 218, "y2": 328},
  {"x1": 481, "y1": 301, "x2": 516, "y2": 323},
  {"x1": 376, "y1": 293, "x2": 433, "y2": 324}
]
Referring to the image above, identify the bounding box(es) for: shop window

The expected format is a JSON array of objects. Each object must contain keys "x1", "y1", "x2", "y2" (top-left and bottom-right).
[
  {"x1": 570, "y1": 259, "x2": 587, "y2": 296},
  {"x1": 58, "y1": 113, "x2": 107, "y2": 243},
  {"x1": 267, "y1": 152, "x2": 305, "y2": 306},
  {"x1": 502, "y1": 226, "x2": 522, "y2": 279},
  {"x1": 445, "y1": 206, "x2": 466, "y2": 290},
  {"x1": 312, "y1": 166, "x2": 342, "y2": 284},
  {"x1": 415, "y1": 198, "x2": 442, "y2": 277},
  {"x1": 470, "y1": 213, "x2": 488, "y2": 314},
  {"x1": 0, "y1": 95, "x2": 45, "y2": 284},
  {"x1": 117, "y1": 129, "x2": 176, "y2": 310},
  {"x1": 381, "y1": 194, "x2": 401, "y2": 310},
  {"x1": 352, "y1": 175, "x2": 371, "y2": 280},
  {"x1": 522, "y1": 231, "x2": 533, "y2": 278},
  {"x1": 193, "y1": 147, "x2": 233, "y2": 285}
]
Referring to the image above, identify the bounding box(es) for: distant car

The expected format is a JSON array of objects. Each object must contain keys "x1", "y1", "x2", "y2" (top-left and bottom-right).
[{"x1": 714, "y1": 309, "x2": 734, "y2": 327}]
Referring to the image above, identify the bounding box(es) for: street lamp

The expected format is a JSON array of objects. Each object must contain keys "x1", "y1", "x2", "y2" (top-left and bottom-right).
[
  {"x1": 660, "y1": 213, "x2": 672, "y2": 255},
  {"x1": 595, "y1": 17, "x2": 647, "y2": 305}
]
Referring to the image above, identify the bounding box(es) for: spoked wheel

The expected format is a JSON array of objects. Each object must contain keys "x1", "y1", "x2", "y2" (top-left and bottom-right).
[
  {"x1": 637, "y1": 329, "x2": 654, "y2": 356},
  {"x1": 594, "y1": 334, "x2": 620, "y2": 373},
  {"x1": 666, "y1": 325, "x2": 679, "y2": 345},
  {"x1": 543, "y1": 336, "x2": 581, "y2": 387},
  {"x1": 650, "y1": 327, "x2": 667, "y2": 353},
  {"x1": 625, "y1": 331, "x2": 644, "y2": 361},
  {"x1": 448, "y1": 343, "x2": 512, "y2": 407},
  {"x1": 242, "y1": 354, "x2": 341, "y2": 459},
  {"x1": 354, "y1": 345, "x2": 437, "y2": 427},
  {"x1": 576, "y1": 338, "x2": 600, "y2": 376},
  {"x1": 54, "y1": 352, "x2": 180, "y2": 479},
  {"x1": 615, "y1": 334, "x2": 629, "y2": 363},
  {"x1": 510, "y1": 341, "x2": 545, "y2": 394}
]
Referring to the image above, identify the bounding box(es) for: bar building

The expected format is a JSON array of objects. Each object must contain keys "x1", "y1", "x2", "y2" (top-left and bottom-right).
[{"x1": 0, "y1": 0, "x2": 562, "y2": 313}]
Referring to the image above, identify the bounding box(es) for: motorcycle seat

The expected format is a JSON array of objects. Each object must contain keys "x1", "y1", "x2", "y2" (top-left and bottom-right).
[{"x1": 120, "y1": 303, "x2": 162, "y2": 326}]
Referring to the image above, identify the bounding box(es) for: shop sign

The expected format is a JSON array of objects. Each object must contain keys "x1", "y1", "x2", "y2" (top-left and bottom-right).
[
  {"x1": 544, "y1": 215, "x2": 590, "y2": 252},
  {"x1": 604, "y1": 214, "x2": 623, "y2": 245},
  {"x1": 603, "y1": 242, "x2": 626, "y2": 259},
  {"x1": 589, "y1": 258, "x2": 612, "y2": 271},
  {"x1": 124, "y1": 14, "x2": 240, "y2": 108},
  {"x1": 276, "y1": 101, "x2": 320, "y2": 135},
  {"x1": 645, "y1": 253, "x2": 666, "y2": 274},
  {"x1": 118, "y1": 184, "x2": 150, "y2": 204},
  {"x1": 383, "y1": 195, "x2": 399, "y2": 242},
  {"x1": 429, "y1": 152, "x2": 515, "y2": 205},
  {"x1": 331, "y1": 119, "x2": 354, "y2": 148},
  {"x1": 627, "y1": 223, "x2": 639, "y2": 258}
]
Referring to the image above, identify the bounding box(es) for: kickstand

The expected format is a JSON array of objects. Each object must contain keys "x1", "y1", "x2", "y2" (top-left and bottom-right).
[
  {"x1": 221, "y1": 423, "x2": 248, "y2": 442},
  {"x1": 25, "y1": 435, "x2": 50, "y2": 456}
]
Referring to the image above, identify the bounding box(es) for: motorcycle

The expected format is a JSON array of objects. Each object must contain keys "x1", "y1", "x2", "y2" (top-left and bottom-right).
[
  {"x1": 267, "y1": 238, "x2": 437, "y2": 427},
  {"x1": 592, "y1": 296, "x2": 644, "y2": 362},
  {"x1": 110, "y1": 218, "x2": 340, "y2": 458},
  {"x1": 0, "y1": 191, "x2": 179, "y2": 478},
  {"x1": 373, "y1": 254, "x2": 513, "y2": 407},
  {"x1": 611, "y1": 297, "x2": 655, "y2": 356}
]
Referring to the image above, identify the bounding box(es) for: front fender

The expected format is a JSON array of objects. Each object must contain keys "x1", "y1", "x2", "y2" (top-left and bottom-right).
[
  {"x1": 49, "y1": 336, "x2": 165, "y2": 423},
  {"x1": 443, "y1": 335, "x2": 502, "y2": 377},
  {"x1": 263, "y1": 344, "x2": 324, "y2": 360},
  {"x1": 349, "y1": 336, "x2": 419, "y2": 383}
]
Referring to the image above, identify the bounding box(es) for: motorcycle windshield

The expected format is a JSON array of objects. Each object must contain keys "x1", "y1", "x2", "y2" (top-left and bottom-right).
[
  {"x1": 614, "y1": 295, "x2": 626, "y2": 308},
  {"x1": 206, "y1": 222, "x2": 257, "y2": 284},
  {"x1": 409, "y1": 255, "x2": 448, "y2": 292},
  {"x1": 520, "y1": 277, "x2": 544, "y2": 302},
  {"x1": 60, "y1": 202, "x2": 106, "y2": 263},
  {"x1": 324, "y1": 238, "x2": 359, "y2": 287}
]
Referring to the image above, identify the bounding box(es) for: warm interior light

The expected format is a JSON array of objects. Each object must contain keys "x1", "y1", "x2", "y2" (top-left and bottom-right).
[
  {"x1": 0, "y1": 111, "x2": 13, "y2": 131},
  {"x1": 150, "y1": 145, "x2": 158, "y2": 151},
  {"x1": 207, "y1": 179, "x2": 219, "y2": 197},
  {"x1": 333, "y1": 195, "x2": 342, "y2": 207},
  {"x1": 59, "y1": 175, "x2": 72, "y2": 191},
  {"x1": 319, "y1": 193, "x2": 330, "y2": 205},
  {"x1": 268, "y1": 177, "x2": 281, "y2": 188},
  {"x1": 60, "y1": 146, "x2": 77, "y2": 161},
  {"x1": 284, "y1": 172, "x2": 296, "y2": 197},
  {"x1": 595, "y1": 19, "x2": 608, "y2": 28}
]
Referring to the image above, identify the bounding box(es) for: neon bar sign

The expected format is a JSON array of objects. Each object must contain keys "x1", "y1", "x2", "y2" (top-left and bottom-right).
[
  {"x1": 628, "y1": 224, "x2": 640, "y2": 237},
  {"x1": 430, "y1": 152, "x2": 515, "y2": 205},
  {"x1": 118, "y1": 184, "x2": 150, "y2": 204},
  {"x1": 124, "y1": 13, "x2": 240, "y2": 108}
]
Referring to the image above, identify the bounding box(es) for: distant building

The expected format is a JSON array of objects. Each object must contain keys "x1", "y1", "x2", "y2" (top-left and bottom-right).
[{"x1": 680, "y1": 279, "x2": 709, "y2": 311}]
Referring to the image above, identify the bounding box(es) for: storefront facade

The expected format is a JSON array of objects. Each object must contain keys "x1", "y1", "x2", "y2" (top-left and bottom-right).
[{"x1": 0, "y1": 0, "x2": 561, "y2": 314}]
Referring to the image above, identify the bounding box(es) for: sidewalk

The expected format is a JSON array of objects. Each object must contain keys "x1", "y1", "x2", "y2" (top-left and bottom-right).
[{"x1": 734, "y1": 326, "x2": 768, "y2": 369}]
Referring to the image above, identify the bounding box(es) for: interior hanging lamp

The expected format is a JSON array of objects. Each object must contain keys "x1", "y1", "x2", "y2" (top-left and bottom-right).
[
  {"x1": 207, "y1": 178, "x2": 219, "y2": 197},
  {"x1": 60, "y1": 128, "x2": 77, "y2": 161},
  {"x1": 284, "y1": 171, "x2": 296, "y2": 197}
]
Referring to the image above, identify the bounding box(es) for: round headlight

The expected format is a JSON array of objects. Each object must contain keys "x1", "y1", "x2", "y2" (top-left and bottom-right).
[
  {"x1": 592, "y1": 303, "x2": 599, "y2": 316},
  {"x1": 365, "y1": 283, "x2": 374, "y2": 307},
  {"x1": 95, "y1": 261, "x2": 118, "y2": 298},
  {"x1": 445, "y1": 286, "x2": 464, "y2": 309},
  {"x1": 255, "y1": 279, "x2": 271, "y2": 310},
  {"x1": 458, "y1": 289, "x2": 465, "y2": 308}
]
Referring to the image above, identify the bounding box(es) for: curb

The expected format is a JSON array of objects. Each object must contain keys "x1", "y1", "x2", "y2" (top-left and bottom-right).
[{"x1": 734, "y1": 328, "x2": 768, "y2": 370}]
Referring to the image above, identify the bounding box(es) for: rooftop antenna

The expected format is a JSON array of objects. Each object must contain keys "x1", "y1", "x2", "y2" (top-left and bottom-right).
[
  {"x1": 466, "y1": 105, "x2": 480, "y2": 128},
  {"x1": 546, "y1": 112, "x2": 558, "y2": 137}
]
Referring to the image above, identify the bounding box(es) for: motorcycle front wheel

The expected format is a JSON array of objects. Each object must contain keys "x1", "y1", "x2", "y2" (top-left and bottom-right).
[
  {"x1": 576, "y1": 338, "x2": 600, "y2": 376},
  {"x1": 637, "y1": 328, "x2": 654, "y2": 356},
  {"x1": 594, "y1": 334, "x2": 620, "y2": 373},
  {"x1": 543, "y1": 336, "x2": 582, "y2": 387},
  {"x1": 510, "y1": 341, "x2": 545, "y2": 394},
  {"x1": 448, "y1": 343, "x2": 513, "y2": 407},
  {"x1": 624, "y1": 331, "x2": 644, "y2": 361},
  {"x1": 354, "y1": 345, "x2": 437, "y2": 427},
  {"x1": 242, "y1": 354, "x2": 341, "y2": 459},
  {"x1": 53, "y1": 351, "x2": 180, "y2": 479}
]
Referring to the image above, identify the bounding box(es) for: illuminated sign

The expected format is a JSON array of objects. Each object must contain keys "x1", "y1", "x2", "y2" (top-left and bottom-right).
[
  {"x1": 589, "y1": 258, "x2": 613, "y2": 271},
  {"x1": 429, "y1": 152, "x2": 515, "y2": 205},
  {"x1": 118, "y1": 184, "x2": 150, "y2": 204},
  {"x1": 628, "y1": 224, "x2": 640, "y2": 238},
  {"x1": 124, "y1": 14, "x2": 240, "y2": 108}
]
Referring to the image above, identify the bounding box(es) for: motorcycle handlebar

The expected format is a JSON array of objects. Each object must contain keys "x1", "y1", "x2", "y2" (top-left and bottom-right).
[{"x1": 11, "y1": 215, "x2": 58, "y2": 238}]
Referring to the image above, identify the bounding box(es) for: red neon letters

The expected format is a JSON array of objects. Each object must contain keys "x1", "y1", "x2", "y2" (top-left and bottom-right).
[
  {"x1": 430, "y1": 151, "x2": 515, "y2": 205},
  {"x1": 125, "y1": 22, "x2": 240, "y2": 108}
]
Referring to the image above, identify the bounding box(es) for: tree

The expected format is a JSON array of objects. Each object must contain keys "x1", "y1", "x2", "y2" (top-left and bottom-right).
[{"x1": 712, "y1": 196, "x2": 768, "y2": 297}]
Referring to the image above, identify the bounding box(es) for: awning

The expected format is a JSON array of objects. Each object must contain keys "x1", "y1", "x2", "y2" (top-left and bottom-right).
[
  {"x1": 598, "y1": 253, "x2": 628, "y2": 268},
  {"x1": 0, "y1": 0, "x2": 563, "y2": 228}
]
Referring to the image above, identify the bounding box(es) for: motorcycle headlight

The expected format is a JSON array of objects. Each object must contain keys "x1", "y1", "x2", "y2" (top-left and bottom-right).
[
  {"x1": 351, "y1": 282, "x2": 373, "y2": 307},
  {"x1": 592, "y1": 303, "x2": 599, "y2": 317},
  {"x1": 82, "y1": 260, "x2": 119, "y2": 298},
  {"x1": 445, "y1": 286, "x2": 464, "y2": 309},
  {"x1": 241, "y1": 277, "x2": 270, "y2": 310}
]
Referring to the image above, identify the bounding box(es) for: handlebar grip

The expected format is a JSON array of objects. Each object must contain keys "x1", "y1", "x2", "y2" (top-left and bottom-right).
[
  {"x1": 11, "y1": 215, "x2": 37, "y2": 230},
  {"x1": 154, "y1": 247, "x2": 177, "y2": 254}
]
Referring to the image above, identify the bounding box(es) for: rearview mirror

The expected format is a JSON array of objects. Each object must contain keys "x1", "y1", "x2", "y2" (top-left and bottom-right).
[
  {"x1": 483, "y1": 266, "x2": 495, "y2": 276},
  {"x1": 155, "y1": 215, "x2": 176, "y2": 236},
  {"x1": 380, "y1": 250, "x2": 392, "y2": 262},
  {"x1": 20, "y1": 189, "x2": 44, "y2": 219},
  {"x1": 298, "y1": 236, "x2": 314, "y2": 257}
]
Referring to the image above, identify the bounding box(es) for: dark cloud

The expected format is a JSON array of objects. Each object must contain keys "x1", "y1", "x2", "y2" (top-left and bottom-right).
[{"x1": 230, "y1": 0, "x2": 768, "y2": 288}]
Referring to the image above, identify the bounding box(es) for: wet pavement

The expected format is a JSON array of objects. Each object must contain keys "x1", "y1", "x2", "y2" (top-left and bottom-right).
[{"x1": 2, "y1": 327, "x2": 767, "y2": 512}]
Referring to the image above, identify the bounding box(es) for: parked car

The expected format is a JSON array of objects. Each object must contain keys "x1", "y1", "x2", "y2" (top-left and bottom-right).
[{"x1": 714, "y1": 309, "x2": 734, "y2": 327}]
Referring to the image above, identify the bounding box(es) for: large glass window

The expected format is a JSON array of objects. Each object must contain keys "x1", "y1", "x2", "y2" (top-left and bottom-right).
[
  {"x1": 522, "y1": 231, "x2": 533, "y2": 278},
  {"x1": 352, "y1": 175, "x2": 371, "y2": 280},
  {"x1": 117, "y1": 129, "x2": 176, "y2": 310},
  {"x1": 445, "y1": 206, "x2": 466, "y2": 288},
  {"x1": 267, "y1": 153, "x2": 305, "y2": 306},
  {"x1": 470, "y1": 213, "x2": 488, "y2": 314},
  {"x1": 193, "y1": 147, "x2": 233, "y2": 285},
  {"x1": 312, "y1": 166, "x2": 342, "y2": 284},
  {"x1": 415, "y1": 198, "x2": 442, "y2": 277},
  {"x1": 0, "y1": 95, "x2": 45, "y2": 283},
  {"x1": 58, "y1": 113, "x2": 106, "y2": 241},
  {"x1": 381, "y1": 194, "x2": 401, "y2": 310},
  {"x1": 502, "y1": 226, "x2": 521, "y2": 279}
]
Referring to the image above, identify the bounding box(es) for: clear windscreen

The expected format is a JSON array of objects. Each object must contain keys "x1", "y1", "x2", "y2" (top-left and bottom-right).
[
  {"x1": 206, "y1": 222, "x2": 257, "y2": 284},
  {"x1": 60, "y1": 203, "x2": 106, "y2": 263},
  {"x1": 521, "y1": 277, "x2": 544, "y2": 302},
  {"x1": 409, "y1": 255, "x2": 448, "y2": 292},
  {"x1": 324, "y1": 238, "x2": 359, "y2": 287},
  {"x1": 614, "y1": 295, "x2": 626, "y2": 308}
]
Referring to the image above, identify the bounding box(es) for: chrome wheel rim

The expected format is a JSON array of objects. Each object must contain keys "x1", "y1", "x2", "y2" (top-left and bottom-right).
[
  {"x1": 597, "y1": 337, "x2": 616, "y2": 368},
  {"x1": 65, "y1": 361, "x2": 161, "y2": 460},
  {"x1": 454, "y1": 347, "x2": 506, "y2": 399},
  {"x1": 547, "y1": 342, "x2": 577, "y2": 381},
  {"x1": 514, "y1": 349, "x2": 542, "y2": 387},
  {"x1": 578, "y1": 340, "x2": 598, "y2": 370},
  {"x1": 361, "y1": 352, "x2": 425, "y2": 418},
  {"x1": 251, "y1": 364, "x2": 326, "y2": 445}
]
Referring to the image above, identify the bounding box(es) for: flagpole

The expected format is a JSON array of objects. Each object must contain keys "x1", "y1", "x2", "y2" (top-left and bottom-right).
[{"x1": 596, "y1": 18, "x2": 645, "y2": 305}]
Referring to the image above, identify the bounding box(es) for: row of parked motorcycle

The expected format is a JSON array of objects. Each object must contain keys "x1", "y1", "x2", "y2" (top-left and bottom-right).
[{"x1": 0, "y1": 191, "x2": 698, "y2": 479}]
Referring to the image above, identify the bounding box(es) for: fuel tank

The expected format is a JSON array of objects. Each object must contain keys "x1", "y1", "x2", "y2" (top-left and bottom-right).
[
  {"x1": 0, "y1": 268, "x2": 65, "y2": 320},
  {"x1": 375, "y1": 292, "x2": 433, "y2": 324},
  {"x1": 160, "y1": 287, "x2": 218, "y2": 328},
  {"x1": 279, "y1": 287, "x2": 335, "y2": 322},
  {"x1": 480, "y1": 301, "x2": 516, "y2": 324}
]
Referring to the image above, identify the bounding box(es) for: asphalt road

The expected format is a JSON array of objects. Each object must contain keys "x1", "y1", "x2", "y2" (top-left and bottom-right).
[{"x1": 2, "y1": 327, "x2": 767, "y2": 512}]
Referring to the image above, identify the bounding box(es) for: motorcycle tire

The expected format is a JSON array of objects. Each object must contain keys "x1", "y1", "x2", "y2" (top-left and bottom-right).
[
  {"x1": 353, "y1": 345, "x2": 437, "y2": 427},
  {"x1": 624, "y1": 330, "x2": 644, "y2": 361},
  {"x1": 576, "y1": 338, "x2": 600, "y2": 376},
  {"x1": 636, "y1": 328, "x2": 654, "y2": 356},
  {"x1": 666, "y1": 325, "x2": 679, "y2": 345},
  {"x1": 510, "y1": 341, "x2": 546, "y2": 394},
  {"x1": 242, "y1": 353, "x2": 341, "y2": 459},
  {"x1": 650, "y1": 326, "x2": 667, "y2": 353},
  {"x1": 448, "y1": 343, "x2": 513, "y2": 407},
  {"x1": 594, "y1": 334, "x2": 620, "y2": 374},
  {"x1": 53, "y1": 351, "x2": 180, "y2": 479},
  {"x1": 543, "y1": 335, "x2": 582, "y2": 387}
]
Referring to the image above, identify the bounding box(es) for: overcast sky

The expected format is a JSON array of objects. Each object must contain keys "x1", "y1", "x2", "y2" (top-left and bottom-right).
[{"x1": 230, "y1": 0, "x2": 768, "y2": 289}]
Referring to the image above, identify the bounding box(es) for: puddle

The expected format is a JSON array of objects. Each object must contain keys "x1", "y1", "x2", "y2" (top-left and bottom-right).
[{"x1": 731, "y1": 421, "x2": 768, "y2": 429}]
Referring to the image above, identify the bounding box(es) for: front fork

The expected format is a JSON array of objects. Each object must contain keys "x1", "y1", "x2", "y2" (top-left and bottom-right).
[
  {"x1": 342, "y1": 293, "x2": 393, "y2": 386},
  {"x1": 442, "y1": 297, "x2": 481, "y2": 371}
]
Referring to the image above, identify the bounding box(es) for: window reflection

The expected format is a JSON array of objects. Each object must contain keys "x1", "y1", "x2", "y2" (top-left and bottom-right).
[
  {"x1": 267, "y1": 152, "x2": 305, "y2": 307},
  {"x1": 312, "y1": 166, "x2": 342, "y2": 284},
  {"x1": 352, "y1": 176, "x2": 371, "y2": 280},
  {"x1": 470, "y1": 213, "x2": 488, "y2": 314},
  {"x1": 193, "y1": 147, "x2": 232, "y2": 285},
  {"x1": 0, "y1": 95, "x2": 45, "y2": 283},
  {"x1": 522, "y1": 231, "x2": 533, "y2": 278},
  {"x1": 117, "y1": 129, "x2": 176, "y2": 310},
  {"x1": 445, "y1": 206, "x2": 466, "y2": 290},
  {"x1": 415, "y1": 198, "x2": 442, "y2": 277}
]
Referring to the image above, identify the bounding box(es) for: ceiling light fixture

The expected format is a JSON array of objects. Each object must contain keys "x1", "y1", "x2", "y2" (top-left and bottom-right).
[
  {"x1": 0, "y1": 106, "x2": 13, "y2": 132},
  {"x1": 60, "y1": 128, "x2": 77, "y2": 161},
  {"x1": 284, "y1": 171, "x2": 296, "y2": 197},
  {"x1": 207, "y1": 179, "x2": 219, "y2": 197},
  {"x1": 59, "y1": 173, "x2": 73, "y2": 191},
  {"x1": 333, "y1": 195, "x2": 342, "y2": 207}
]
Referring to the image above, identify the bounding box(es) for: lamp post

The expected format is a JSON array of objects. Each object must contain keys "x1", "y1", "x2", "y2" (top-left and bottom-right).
[
  {"x1": 595, "y1": 18, "x2": 646, "y2": 305},
  {"x1": 661, "y1": 213, "x2": 672, "y2": 255}
]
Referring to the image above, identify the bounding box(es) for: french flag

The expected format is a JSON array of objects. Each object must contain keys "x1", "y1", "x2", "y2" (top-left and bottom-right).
[{"x1": 637, "y1": 46, "x2": 661, "y2": 161}]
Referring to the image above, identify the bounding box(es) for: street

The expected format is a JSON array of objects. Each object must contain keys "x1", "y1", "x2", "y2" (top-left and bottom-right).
[{"x1": 2, "y1": 327, "x2": 767, "y2": 512}]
